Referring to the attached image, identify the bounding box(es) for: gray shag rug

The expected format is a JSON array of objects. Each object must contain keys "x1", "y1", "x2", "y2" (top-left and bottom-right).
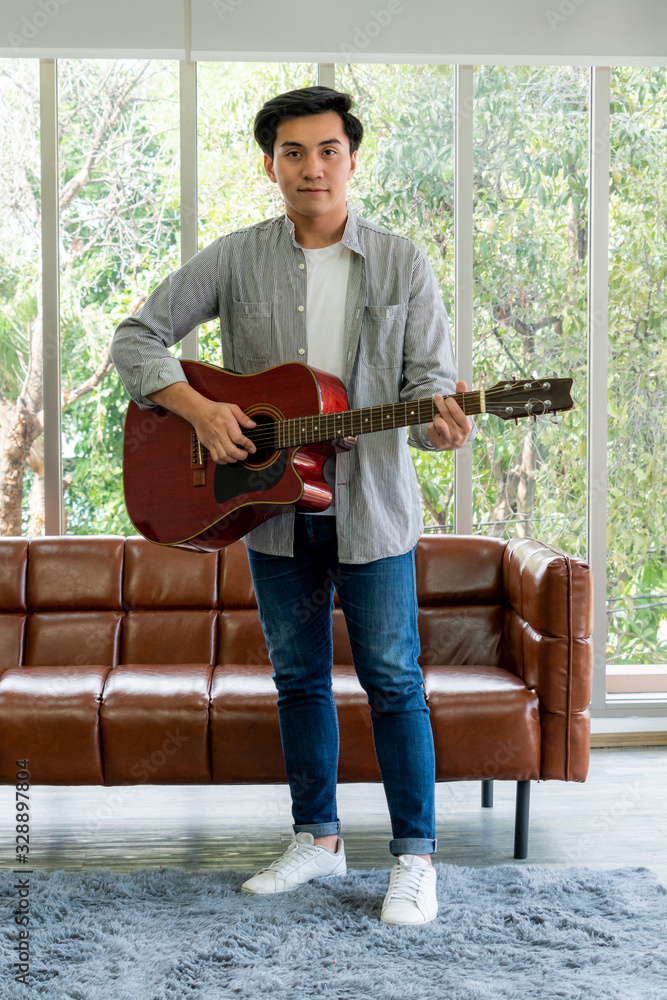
[{"x1": 1, "y1": 863, "x2": 666, "y2": 1000}]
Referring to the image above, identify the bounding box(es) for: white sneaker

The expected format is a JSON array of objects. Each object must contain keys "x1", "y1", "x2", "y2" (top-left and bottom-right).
[
  {"x1": 380, "y1": 854, "x2": 438, "y2": 926},
  {"x1": 241, "y1": 832, "x2": 346, "y2": 895}
]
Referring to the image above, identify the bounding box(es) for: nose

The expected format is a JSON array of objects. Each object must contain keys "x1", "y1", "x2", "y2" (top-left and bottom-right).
[{"x1": 302, "y1": 152, "x2": 324, "y2": 179}]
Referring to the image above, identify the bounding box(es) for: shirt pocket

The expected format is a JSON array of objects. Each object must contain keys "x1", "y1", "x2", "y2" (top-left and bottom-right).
[
  {"x1": 231, "y1": 299, "x2": 272, "y2": 363},
  {"x1": 361, "y1": 303, "x2": 408, "y2": 369}
]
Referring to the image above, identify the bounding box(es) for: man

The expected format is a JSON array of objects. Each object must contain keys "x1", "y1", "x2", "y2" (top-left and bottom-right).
[{"x1": 111, "y1": 86, "x2": 472, "y2": 927}]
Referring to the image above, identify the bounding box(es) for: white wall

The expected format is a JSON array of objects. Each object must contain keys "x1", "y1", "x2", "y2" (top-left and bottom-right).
[{"x1": 1, "y1": 0, "x2": 666, "y2": 63}]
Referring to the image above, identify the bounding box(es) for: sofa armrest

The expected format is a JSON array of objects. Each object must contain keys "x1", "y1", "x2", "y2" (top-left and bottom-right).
[{"x1": 503, "y1": 537, "x2": 593, "y2": 781}]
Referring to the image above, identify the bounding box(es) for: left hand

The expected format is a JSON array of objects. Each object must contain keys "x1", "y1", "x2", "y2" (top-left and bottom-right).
[{"x1": 427, "y1": 381, "x2": 472, "y2": 450}]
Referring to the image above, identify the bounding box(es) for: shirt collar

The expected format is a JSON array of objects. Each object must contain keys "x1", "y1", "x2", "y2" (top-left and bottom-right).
[{"x1": 281, "y1": 202, "x2": 364, "y2": 256}]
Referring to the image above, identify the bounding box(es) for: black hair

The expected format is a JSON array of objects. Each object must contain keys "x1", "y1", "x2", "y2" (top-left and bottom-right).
[{"x1": 253, "y1": 86, "x2": 364, "y2": 159}]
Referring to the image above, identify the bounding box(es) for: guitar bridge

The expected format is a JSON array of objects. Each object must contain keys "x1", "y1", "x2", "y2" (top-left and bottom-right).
[{"x1": 191, "y1": 428, "x2": 206, "y2": 486}]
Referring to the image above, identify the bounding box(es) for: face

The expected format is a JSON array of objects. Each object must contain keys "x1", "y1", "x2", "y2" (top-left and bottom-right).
[{"x1": 263, "y1": 110, "x2": 357, "y2": 222}]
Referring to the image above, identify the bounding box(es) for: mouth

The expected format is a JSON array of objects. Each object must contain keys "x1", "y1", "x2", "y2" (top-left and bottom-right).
[{"x1": 299, "y1": 188, "x2": 327, "y2": 193}]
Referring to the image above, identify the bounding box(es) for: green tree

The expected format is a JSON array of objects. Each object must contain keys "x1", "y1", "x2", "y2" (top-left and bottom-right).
[
  {"x1": 0, "y1": 58, "x2": 180, "y2": 535},
  {"x1": 2, "y1": 59, "x2": 665, "y2": 666}
]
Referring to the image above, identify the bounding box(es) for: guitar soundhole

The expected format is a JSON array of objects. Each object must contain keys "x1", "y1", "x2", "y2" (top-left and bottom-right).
[{"x1": 244, "y1": 413, "x2": 277, "y2": 467}]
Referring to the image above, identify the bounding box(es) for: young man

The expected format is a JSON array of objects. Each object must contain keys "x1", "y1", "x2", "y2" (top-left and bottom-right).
[{"x1": 111, "y1": 86, "x2": 472, "y2": 927}]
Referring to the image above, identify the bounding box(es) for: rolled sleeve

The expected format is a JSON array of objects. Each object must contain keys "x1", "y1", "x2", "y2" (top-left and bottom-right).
[{"x1": 110, "y1": 240, "x2": 222, "y2": 410}]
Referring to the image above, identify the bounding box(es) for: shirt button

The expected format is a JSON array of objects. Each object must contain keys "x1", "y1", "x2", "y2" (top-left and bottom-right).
[
  {"x1": 297, "y1": 305, "x2": 304, "y2": 312},
  {"x1": 299, "y1": 263, "x2": 305, "y2": 270},
  {"x1": 298, "y1": 348, "x2": 305, "y2": 355}
]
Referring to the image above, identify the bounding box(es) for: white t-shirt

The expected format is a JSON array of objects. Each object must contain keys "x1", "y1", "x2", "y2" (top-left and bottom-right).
[{"x1": 301, "y1": 240, "x2": 352, "y2": 515}]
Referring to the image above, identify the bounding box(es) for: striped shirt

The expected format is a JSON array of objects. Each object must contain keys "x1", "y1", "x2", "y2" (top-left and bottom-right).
[{"x1": 110, "y1": 204, "x2": 464, "y2": 564}]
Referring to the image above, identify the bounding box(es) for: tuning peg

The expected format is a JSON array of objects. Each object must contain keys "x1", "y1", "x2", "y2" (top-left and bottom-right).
[
  {"x1": 550, "y1": 413, "x2": 562, "y2": 425},
  {"x1": 511, "y1": 371, "x2": 517, "y2": 382},
  {"x1": 530, "y1": 369, "x2": 538, "y2": 380}
]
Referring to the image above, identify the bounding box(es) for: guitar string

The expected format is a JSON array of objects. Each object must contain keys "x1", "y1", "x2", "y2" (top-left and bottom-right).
[
  {"x1": 227, "y1": 387, "x2": 566, "y2": 449},
  {"x1": 230, "y1": 385, "x2": 565, "y2": 450}
]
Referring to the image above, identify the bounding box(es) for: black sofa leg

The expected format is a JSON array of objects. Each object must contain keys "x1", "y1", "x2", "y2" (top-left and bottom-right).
[
  {"x1": 481, "y1": 779, "x2": 494, "y2": 808},
  {"x1": 514, "y1": 780, "x2": 531, "y2": 860}
]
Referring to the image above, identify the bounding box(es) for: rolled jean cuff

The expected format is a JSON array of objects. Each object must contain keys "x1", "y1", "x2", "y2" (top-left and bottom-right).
[
  {"x1": 293, "y1": 822, "x2": 340, "y2": 837},
  {"x1": 390, "y1": 837, "x2": 438, "y2": 857}
]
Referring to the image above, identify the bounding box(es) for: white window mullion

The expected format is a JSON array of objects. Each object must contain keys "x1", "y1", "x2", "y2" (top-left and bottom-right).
[
  {"x1": 454, "y1": 65, "x2": 474, "y2": 535},
  {"x1": 39, "y1": 58, "x2": 62, "y2": 536},
  {"x1": 318, "y1": 64, "x2": 335, "y2": 88},
  {"x1": 180, "y1": 0, "x2": 198, "y2": 360},
  {"x1": 179, "y1": 58, "x2": 199, "y2": 360},
  {"x1": 588, "y1": 66, "x2": 610, "y2": 711}
]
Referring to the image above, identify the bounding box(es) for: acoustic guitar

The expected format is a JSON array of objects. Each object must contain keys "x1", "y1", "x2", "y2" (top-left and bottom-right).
[{"x1": 122, "y1": 360, "x2": 574, "y2": 551}]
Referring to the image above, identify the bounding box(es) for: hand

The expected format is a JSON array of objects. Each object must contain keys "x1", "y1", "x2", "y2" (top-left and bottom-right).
[
  {"x1": 192, "y1": 398, "x2": 257, "y2": 464},
  {"x1": 427, "y1": 381, "x2": 472, "y2": 451},
  {"x1": 332, "y1": 436, "x2": 358, "y2": 453}
]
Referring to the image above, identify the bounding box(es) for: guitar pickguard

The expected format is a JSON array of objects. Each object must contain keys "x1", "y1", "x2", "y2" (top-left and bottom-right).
[{"x1": 213, "y1": 450, "x2": 290, "y2": 505}]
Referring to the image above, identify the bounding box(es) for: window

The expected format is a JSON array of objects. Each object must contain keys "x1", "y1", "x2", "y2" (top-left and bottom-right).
[
  {"x1": 0, "y1": 59, "x2": 42, "y2": 536},
  {"x1": 606, "y1": 67, "x2": 667, "y2": 690},
  {"x1": 57, "y1": 59, "x2": 181, "y2": 535},
  {"x1": 471, "y1": 65, "x2": 589, "y2": 555},
  {"x1": 1, "y1": 57, "x2": 665, "y2": 709}
]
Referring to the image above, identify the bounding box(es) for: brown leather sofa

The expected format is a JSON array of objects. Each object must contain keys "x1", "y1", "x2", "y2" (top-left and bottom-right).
[{"x1": 0, "y1": 533, "x2": 592, "y2": 859}]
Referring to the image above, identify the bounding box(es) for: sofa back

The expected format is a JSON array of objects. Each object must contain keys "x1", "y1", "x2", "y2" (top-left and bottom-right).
[{"x1": 0, "y1": 534, "x2": 509, "y2": 672}]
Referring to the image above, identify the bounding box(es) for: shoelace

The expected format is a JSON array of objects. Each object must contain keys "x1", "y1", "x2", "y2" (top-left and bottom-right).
[
  {"x1": 386, "y1": 863, "x2": 432, "y2": 902},
  {"x1": 259, "y1": 840, "x2": 324, "y2": 877}
]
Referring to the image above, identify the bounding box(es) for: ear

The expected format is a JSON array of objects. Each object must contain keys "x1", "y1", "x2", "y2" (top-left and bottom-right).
[
  {"x1": 348, "y1": 149, "x2": 358, "y2": 180},
  {"x1": 264, "y1": 153, "x2": 277, "y2": 183}
]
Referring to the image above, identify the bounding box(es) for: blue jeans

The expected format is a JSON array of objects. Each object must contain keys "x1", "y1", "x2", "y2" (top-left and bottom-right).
[{"x1": 247, "y1": 514, "x2": 437, "y2": 857}]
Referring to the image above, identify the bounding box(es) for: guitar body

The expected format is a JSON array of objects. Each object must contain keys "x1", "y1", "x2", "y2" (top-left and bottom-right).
[
  {"x1": 122, "y1": 361, "x2": 348, "y2": 551},
  {"x1": 123, "y1": 359, "x2": 574, "y2": 552}
]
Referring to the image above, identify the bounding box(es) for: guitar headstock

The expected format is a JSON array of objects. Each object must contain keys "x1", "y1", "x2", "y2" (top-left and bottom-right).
[{"x1": 483, "y1": 377, "x2": 574, "y2": 420}]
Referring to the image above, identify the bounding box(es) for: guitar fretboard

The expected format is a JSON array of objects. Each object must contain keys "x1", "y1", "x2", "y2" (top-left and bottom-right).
[{"x1": 249, "y1": 391, "x2": 485, "y2": 450}]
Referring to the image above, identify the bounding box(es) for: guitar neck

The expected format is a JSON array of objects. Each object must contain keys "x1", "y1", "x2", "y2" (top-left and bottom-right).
[{"x1": 260, "y1": 390, "x2": 484, "y2": 450}]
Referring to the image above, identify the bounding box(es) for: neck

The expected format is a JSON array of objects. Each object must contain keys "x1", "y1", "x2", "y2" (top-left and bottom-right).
[
  {"x1": 286, "y1": 204, "x2": 348, "y2": 249},
  {"x1": 246, "y1": 389, "x2": 485, "y2": 451}
]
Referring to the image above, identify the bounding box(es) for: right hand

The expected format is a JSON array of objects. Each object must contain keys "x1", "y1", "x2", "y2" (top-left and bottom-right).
[{"x1": 192, "y1": 398, "x2": 257, "y2": 465}]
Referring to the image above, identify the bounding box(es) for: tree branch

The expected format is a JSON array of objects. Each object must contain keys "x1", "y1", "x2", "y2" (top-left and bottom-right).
[
  {"x1": 62, "y1": 343, "x2": 116, "y2": 411},
  {"x1": 58, "y1": 61, "x2": 150, "y2": 215}
]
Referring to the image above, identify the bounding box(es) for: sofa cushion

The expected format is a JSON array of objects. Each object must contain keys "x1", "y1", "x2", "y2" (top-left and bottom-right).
[
  {"x1": 216, "y1": 607, "x2": 354, "y2": 667},
  {"x1": 210, "y1": 662, "x2": 541, "y2": 785},
  {"x1": 0, "y1": 665, "x2": 110, "y2": 783},
  {"x1": 123, "y1": 537, "x2": 218, "y2": 609},
  {"x1": 24, "y1": 612, "x2": 122, "y2": 667},
  {"x1": 217, "y1": 610, "x2": 269, "y2": 667},
  {"x1": 26, "y1": 536, "x2": 123, "y2": 611},
  {"x1": 209, "y1": 663, "x2": 382, "y2": 783},
  {"x1": 100, "y1": 663, "x2": 214, "y2": 784},
  {"x1": 423, "y1": 665, "x2": 540, "y2": 781},
  {"x1": 418, "y1": 607, "x2": 504, "y2": 668},
  {"x1": 121, "y1": 610, "x2": 217, "y2": 665},
  {"x1": 219, "y1": 541, "x2": 257, "y2": 609},
  {"x1": 209, "y1": 664, "x2": 283, "y2": 783},
  {"x1": 0, "y1": 616, "x2": 26, "y2": 675},
  {"x1": 416, "y1": 534, "x2": 505, "y2": 606},
  {"x1": 0, "y1": 538, "x2": 28, "y2": 612}
]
